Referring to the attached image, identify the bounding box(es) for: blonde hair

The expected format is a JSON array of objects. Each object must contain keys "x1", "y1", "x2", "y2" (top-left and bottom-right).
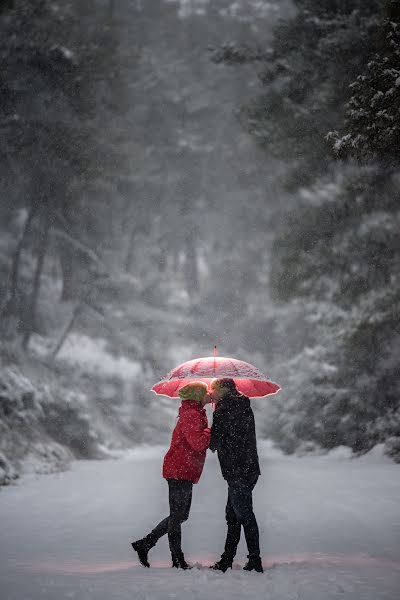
[{"x1": 178, "y1": 381, "x2": 208, "y2": 402}]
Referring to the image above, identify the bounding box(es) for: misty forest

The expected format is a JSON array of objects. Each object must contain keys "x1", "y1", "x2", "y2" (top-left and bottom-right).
[
  {"x1": 1, "y1": 0, "x2": 399, "y2": 480},
  {"x1": 0, "y1": 0, "x2": 400, "y2": 598}
]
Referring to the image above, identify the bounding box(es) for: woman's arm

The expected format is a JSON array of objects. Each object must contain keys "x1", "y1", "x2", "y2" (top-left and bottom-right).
[{"x1": 180, "y1": 409, "x2": 211, "y2": 452}]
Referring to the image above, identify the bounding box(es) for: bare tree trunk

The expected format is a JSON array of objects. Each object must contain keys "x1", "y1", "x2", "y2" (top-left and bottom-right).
[
  {"x1": 184, "y1": 234, "x2": 199, "y2": 299},
  {"x1": 21, "y1": 210, "x2": 50, "y2": 351},
  {"x1": 51, "y1": 302, "x2": 83, "y2": 358},
  {"x1": 108, "y1": 0, "x2": 115, "y2": 20},
  {"x1": 56, "y1": 229, "x2": 103, "y2": 301},
  {"x1": 51, "y1": 285, "x2": 106, "y2": 358},
  {"x1": 59, "y1": 245, "x2": 75, "y2": 300},
  {"x1": 0, "y1": 1, "x2": 14, "y2": 16},
  {"x1": 386, "y1": 1, "x2": 400, "y2": 19},
  {"x1": 172, "y1": 246, "x2": 180, "y2": 273},
  {"x1": 124, "y1": 226, "x2": 136, "y2": 272},
  {"x1": 0, "y1": 203, "x2": 38, "y2": 320},
  {"x1": 77, "y1": 2, "x2": 92, "y2": 17}
]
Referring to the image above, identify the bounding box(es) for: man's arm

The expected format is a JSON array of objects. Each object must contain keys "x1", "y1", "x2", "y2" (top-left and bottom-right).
[{"x1": 209, "y1": 410, "x2": 221, "y2": 452}]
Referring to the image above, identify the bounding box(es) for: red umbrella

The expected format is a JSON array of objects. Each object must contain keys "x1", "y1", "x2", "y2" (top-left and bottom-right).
[{"x1": 151, "y1": 349, "x2": 281, "y2": 398}]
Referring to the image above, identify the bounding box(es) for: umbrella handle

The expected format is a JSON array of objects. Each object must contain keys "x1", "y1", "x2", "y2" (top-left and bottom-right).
[{"x1": 213, "y1": 346, "x2": 218, "y2": 377}]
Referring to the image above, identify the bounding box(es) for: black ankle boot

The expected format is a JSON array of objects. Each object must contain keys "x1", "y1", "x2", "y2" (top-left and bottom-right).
[
  {"x1": 172, "y1": 553, "x2": 192, "y2": 569},
  {"x1": 210, "y1": 554, "x2": 234, "y2": 573},
  {"x1": 243, "y1": 555, "x2": 263, "y2": 573},
  {"x1": 131, "y1": 538, "x2": 152, "y2": 568}
]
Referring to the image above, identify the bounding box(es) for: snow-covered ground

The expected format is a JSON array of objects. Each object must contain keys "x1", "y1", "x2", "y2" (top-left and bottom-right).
[{"x1": 1, "y1": 444, "x2": 399, "y2": 599}]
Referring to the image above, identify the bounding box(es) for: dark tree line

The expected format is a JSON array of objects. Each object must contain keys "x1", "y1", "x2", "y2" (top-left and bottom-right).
[
  {"x1": 0, "y1": 0, "x2": 132, "y2": 349},
  {"x1": 216, "y1": 0, "x2": 400, "y2": 454},
  {"x1": 4, "y1": 0, "x2": 397, "y2": 457},
  {"x1": 0, "y1": 0, "x2": 283, "y2": 371}
]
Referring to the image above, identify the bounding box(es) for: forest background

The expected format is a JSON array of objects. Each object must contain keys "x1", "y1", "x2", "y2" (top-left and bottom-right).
[{"x1": 1, "y1": 0, "x2": 399, "y2": 486}]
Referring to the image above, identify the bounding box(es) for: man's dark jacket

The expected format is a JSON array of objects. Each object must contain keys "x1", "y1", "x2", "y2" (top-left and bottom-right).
[{"x1": 210, "y1": 393, "x2": 261, "y2": 482}]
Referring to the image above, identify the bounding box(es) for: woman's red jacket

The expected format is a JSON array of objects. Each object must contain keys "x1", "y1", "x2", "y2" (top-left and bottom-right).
[{"x1": 163, "y1": 400, "x2": 211, "y2": 484}]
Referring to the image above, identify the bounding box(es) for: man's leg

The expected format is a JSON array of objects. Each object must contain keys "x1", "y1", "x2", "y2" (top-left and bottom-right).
[
  {"x1": 211, "y1": 487, "x2": 241, "y2": 571},
  {"x1": 223, "y1": 492, "x2": 242, "y2": 559},
  {"x1": 228, "y1": 479, "x2": 262, "y2": 572}
]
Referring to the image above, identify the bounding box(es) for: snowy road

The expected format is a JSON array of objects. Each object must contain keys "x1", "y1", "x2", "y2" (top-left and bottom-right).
[{"x1": 1, "y1": 444, "x2": 399, "y2": 600}]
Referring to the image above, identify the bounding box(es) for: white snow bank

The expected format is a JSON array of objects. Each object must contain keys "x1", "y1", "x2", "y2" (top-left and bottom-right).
[
  {"x1": 355, "y1": 443, "x2": 393, "y2": 464},
  {"x1": 320, "y1": 445, "x2": 354, "y2": 460},
  {"x1": 30, "y1": 333, "x2": 141, "y2": 379},
  {"x1": 102, "y1": 440, "x2": 394, "y2": 466},
  {"x1": 258, "y1": 440, "x2": 395, "y2": 464},
  {"x1": 57, "y1": 334, "x2": 141, "y2": 379},
  {"x1": 111, "y1": 444, "x2": 166, "y2": 461},
  {"x1": 257, "y1": 439, "x2": 287, "y2": 459}
]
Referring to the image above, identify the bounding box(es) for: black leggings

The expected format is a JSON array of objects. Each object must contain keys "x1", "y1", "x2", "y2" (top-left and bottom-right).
[{"x1": 147, "y1": 479, "x2": 193, "y2": 558}]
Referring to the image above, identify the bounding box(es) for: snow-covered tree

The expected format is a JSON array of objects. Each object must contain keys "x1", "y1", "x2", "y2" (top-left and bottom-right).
[
  {"x1": 222, "y1": 0, "x2": 400, "y2": 453},
  {"x1": 328, "y1": 15, "x2": 400, "y2": 165}
]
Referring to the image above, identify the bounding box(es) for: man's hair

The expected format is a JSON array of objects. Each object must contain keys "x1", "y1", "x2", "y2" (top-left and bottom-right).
[{"x1": 211, "y1": 378, "x2": 238, "y2": 394}]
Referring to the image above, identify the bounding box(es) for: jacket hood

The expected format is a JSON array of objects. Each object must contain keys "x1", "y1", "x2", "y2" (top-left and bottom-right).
[
  {"x1": 178, "y1": 381, "x2": 208, "y2": 403},
  {"x1": 179, "y1": 399, "x2": 205, "y2": 416}
]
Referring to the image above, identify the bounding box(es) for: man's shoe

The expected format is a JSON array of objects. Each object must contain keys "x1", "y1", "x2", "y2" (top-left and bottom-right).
[
  {"x1": 210, "y1": 555, "x2": 233, "y2": 573},
  {"x1": 243, "y1": 555, "x2": 263, "y2": 573},
  {"x1": 172, "y1": 554, "x2": 192, "y2": 570},
  {"x1": 131, "y1": 539, "x2": 151, "y2": 568}
]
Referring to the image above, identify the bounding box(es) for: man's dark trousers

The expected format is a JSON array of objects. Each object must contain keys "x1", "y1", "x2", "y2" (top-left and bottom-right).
[{"x1": 223, "y1": 477, "x2": 260, "y2": 559}]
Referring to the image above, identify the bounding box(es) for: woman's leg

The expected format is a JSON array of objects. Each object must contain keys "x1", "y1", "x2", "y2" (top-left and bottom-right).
[
  {"x1": 131, "y1": 481, "x2": 171, "y2": 566},
  {"x1": 133, "y1": 479, "x2": 193, "y2": 567},
  {"x1": 139, "y1": 477, "x2": 193, "y2": 548},
  {"x1": 145, "y1": 516, "x2": 169, "y2": 546},
  {"x1": 167, "y1": 479, "x2": 193, "y2": 559}
]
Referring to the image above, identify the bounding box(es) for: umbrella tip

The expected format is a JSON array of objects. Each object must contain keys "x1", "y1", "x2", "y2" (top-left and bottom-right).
[{"x1": 214, "y1": 345, "x2": 218, "y2": 357}]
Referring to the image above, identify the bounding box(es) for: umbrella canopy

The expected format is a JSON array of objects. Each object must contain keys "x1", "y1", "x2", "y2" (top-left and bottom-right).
[{"x1": 151, "y1": 355, "x2": 281, "y2": 398}]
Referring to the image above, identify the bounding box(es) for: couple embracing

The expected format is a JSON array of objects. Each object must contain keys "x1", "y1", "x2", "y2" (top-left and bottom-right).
[{"x1": 131, "y1": 378, "x2": 263, "y2": 573}]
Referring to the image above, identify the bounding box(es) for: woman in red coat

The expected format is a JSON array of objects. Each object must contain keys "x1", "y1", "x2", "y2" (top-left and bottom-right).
[{"x1": 132, "y1": 381, "x2": 211, "y2": 569}]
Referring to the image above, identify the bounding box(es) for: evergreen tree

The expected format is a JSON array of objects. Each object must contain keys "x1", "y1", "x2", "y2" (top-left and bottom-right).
[
  {"x1": 222, "y1": 0, "x2": 400, "y2": 453},
  {"x1": 328, "y1": 14, "x2": 400, "y2": 165}
]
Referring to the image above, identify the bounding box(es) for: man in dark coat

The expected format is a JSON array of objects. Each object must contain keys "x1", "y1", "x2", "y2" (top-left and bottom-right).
[{"x1": 209, "y1": 377, "x2": 263, "y2": 573}]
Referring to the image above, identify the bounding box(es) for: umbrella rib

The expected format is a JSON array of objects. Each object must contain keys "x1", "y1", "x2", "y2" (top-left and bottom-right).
[
  {"x1": 190, "y1": 360, "x2": 201, "y2": 375},
  {"x1": 230, "y1": 360, "x2": 240, "y2": 376}
]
